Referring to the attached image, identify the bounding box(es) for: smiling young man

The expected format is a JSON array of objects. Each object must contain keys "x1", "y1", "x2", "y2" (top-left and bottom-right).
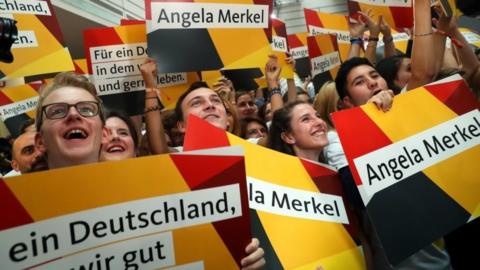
[{"x1": 34, "y1": 72, "x2": 108, "y2": 170}]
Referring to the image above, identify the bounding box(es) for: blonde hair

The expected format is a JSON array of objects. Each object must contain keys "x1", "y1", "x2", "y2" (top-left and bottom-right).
[
  {"x1": 35, "y1": 72, "x2": 104, "y2": 131},
  {"x1": 313, "y1": 81, "x2": 339, "y2": 129},
  {"x1": 223, "y1": 99, "x2": 241, "y2": 136}
]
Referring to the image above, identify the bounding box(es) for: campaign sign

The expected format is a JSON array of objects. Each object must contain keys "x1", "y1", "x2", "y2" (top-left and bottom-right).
[
  {"x1": 0, "y1": 82, "x2": 41, "y2": 137},
  {"x1": 0, "y1": 0, "x2": 74, "y2": 80},
  {"x1": 332, "y1": 75, "x2": 480, "y2": 265},
  {"x1": 184, "y1": 115, "x2": 366, "y2": 270},
  {"x1": 145, "y1": 0, "x2": 273, "y2": 73},
  {"x1": 307, "y1": 34, "x2": 341, "y2": 91},
  {"x1": 0, "y1": 147, "x2": 251, "y2": 269}
]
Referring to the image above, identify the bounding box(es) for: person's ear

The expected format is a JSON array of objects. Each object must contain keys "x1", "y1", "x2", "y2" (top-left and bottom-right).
[
  {"x1": 280, "y1": 131, "x2": 296, "y2": 144},
  {"x1": 177, "y1": 120, "x2": 186, "y2": 133},
  {"x1": 11, "y1": 159, "x2": 20, "y2": 172},
  {"x1": 34, "y1": 132, "x2": 46, "y2": 154},
  {"x1": 101, "y1": 127, "x2": 111, "y2": 146}
]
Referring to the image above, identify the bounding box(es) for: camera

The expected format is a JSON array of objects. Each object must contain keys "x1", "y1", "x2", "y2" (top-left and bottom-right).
[{"x1": 0, "y1": 17, "x2": 18, "y2": 63}]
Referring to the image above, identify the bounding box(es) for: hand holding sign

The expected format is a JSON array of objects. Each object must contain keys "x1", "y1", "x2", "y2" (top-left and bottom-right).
[{"x1": 265, "y1": 54, "x2": 281, "y2": 88}]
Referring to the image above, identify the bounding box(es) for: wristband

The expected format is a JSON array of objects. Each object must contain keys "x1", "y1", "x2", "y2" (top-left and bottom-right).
[
  {"x1": 270, "y1": 87, "x2": 282, "y2": 97},
  {"x1": 368, "y1": 37, "x2": 379, "y2": 42},
  {"x1": 144, "y1": 105, "x2": 161, "y2": 113},
  {"x1": 350, "y1": 38, "x2": 363, "y2": 45}
]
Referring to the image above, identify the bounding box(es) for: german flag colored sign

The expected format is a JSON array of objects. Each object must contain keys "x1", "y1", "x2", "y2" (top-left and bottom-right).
[
  {"x1": 0, "y1": 82, "x2": 41, "y2": 137},
  {"x1": 304, "y1": 9, "x2": 357, "y2": 62},
  {"x1": 331, "y1": 75, "x2": 480, "y2": 265},
  {"x1": 307, "y1": 34, "x2": 341, "y2": 91},
  {"x1": 347, "y1": 0, "x2": 413, "y2": 29},
  {"x1": 84, "y1": 24, "x2": 198, "y2": 114},
  {"x1": 288, "y1": 32, "x2": 310, "y2": 78},
  {"x1": 271, "y1": 18, "x2": 294, "y2": 79},
  {"x1": 184, "y1": 115, "x2": 366, "y2": 270},
  {"x1": 0, "y1": 0, "x2": 74, "y2": 80},
  {"x1": 0, "y1": 147, "x2": 251, "y2": 269},
  {"x1": 145, "y1": 0, "x2": 273, "y2": 73}
]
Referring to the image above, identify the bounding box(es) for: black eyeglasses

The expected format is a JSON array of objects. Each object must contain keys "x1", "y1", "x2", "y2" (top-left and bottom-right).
[{"x1": 42, "y1": 101, "x2": 100, "y2": 120}]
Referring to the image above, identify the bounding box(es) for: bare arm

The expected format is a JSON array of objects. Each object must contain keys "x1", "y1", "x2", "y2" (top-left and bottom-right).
[
  {"x1": 379, "y1": 16, "x2": 396, "y2": 58},
  {"x1": 140, "y1": 58, "x2": 170, "y2": 154},
  {"x1": 286, "y1": 55, "x2": 297, "y2": 103},
  {"x1": 408, "y1": 0, "x2": 446, "y2": 90},
  {"x1": 360, "y1": 11, "x2": 381, "y2": 65},
  {"x1": 347, "y1": 15, "x2": 366, "y2": 59}
]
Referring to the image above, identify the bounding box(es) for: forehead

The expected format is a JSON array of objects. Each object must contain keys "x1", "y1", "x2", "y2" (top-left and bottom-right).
[
  {"x1": 347, "y1": 65, "x2": 376, "y2": 81},
  {"x1": 106, "y1": 117, "x2": 127, "y2": 127},
  {"x1": 237, "y1": 93, "x2": 252, "y2": 101},
  {"x1": 184, "y1": 87, "x2": 218, "y2": 101},
  {"x1": 13, "y1": 132, "x2": 35, "y2": 149},
  {"x1": 291, "y1": 103, "x2": 315, "y2": 118},
  {"x1": 247, "y1": 121, "x2": 264, "y2": 128},
  {"x1": 43, "y1": 86, "x2": 96, "y2": 105}
]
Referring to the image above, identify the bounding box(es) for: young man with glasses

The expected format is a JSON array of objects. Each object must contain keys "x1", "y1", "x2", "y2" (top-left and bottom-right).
[{"x1": 34, "y1": 72, "x2": 108, "y2": 169}]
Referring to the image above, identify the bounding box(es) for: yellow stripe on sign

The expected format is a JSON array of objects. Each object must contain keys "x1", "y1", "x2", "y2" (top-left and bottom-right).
[
  {"x1": 294, "y1": 246, "x2": 366, "y2": 270},
  {"x1": 223, "y1": 43, "x2": 272, "y2": 71},
  {"x1": 6, "y1": 48, "x2": 74, "y2": 80},
  {"x1": 423, "y1": 146, "x2": 480, "y2": 214},
  {"x1": 274, "y1": 51, "x2": 294, "y2": 79},
  {"x1": 317, "y1": 12, "x2": 348, "y2": 31},
  {"x1": 0, "y1": 14, "x2": 68, "y2": 75},
  {"x1": 6, "y1": 154, "x2": 189, "y2": 221},
  {"x1": 470, "y1": 203, "x2": 480, "y2": 220},
  {"x1": 362, "y1": 88, "x2": 458, "y2": 142},
  {"x1": 209, "y1": 28, "x2": 270, "y2": 68},
  {"x1": 173, "y1": 225, "x2": 237, "y2": 268},
  {"x1": 358, "y1": 3, "x2": 396, "y2": 30},
  {"x1": 1, "y1": 84, "x2": 38, "y2": 102},
  {"x1": 258, "y1": 211, "x2": 360, "y2": 269},
  {"x1": 115, "y1": 24, "x2": 147, "y2": 44},
  {"x1": 228, "y1": 134, "x2": 318, "y2": 191}
]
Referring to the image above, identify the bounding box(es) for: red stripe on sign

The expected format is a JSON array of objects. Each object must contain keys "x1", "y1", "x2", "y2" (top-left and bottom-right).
[
  {"x1": 183, "y1": 158, "x2": 249, "y2": 268},
  {"x1": 0, "y1": 181, "x2": 34, "y2": 231},
  {"x1": 425, "y1": 80, "x2": 480, "y2": 115},
  {"x1": 183, "y1": 114, "x2": 230, "y2": 151},
  {"x1": 307, "y1": 36, "x2": 322, "y2": 59},
  {"x1": 390, "y1": 6, "x2": 414, "y2": 29},
  {"x1": 36, "y1": 1, "x2": 66, "y2": 45},
  {"x1": 304, "y1": 8, "x2": 323, "y2": 31},
  {"x1": 0, "y1": 90, "x2": 13, "y2": 105},
  {"x1": 331, "y1": 107, "x2": 393, "y2": 185},
  {"x1": 347, "y1": 0, "x2": 362, "y2": 22},
  {"x1": 287, "y1": 34, "x2": 304, "y2": 49},
  {"x1": 170, "y1": 154, "x2": 242, "y2": 190}
]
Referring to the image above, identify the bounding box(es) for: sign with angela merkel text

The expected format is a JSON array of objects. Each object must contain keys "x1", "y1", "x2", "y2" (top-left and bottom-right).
[
  {"x1": 332, "y1": 75, "x2": 480, "y2": 265},
  {"x1": 145, "y1": 0, "x2": 273, "y2": 73}
]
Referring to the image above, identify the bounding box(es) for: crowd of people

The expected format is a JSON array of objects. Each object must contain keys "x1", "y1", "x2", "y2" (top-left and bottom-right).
[{"x1": 1, "y1": 0, "x2": 479, "y2": 269}]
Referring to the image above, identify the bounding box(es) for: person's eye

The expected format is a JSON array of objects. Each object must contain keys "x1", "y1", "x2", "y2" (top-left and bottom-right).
[
  {"x1": 22, "y1": 146, "x2": 34, "y2": 155},
  {"x1": 191, "y1": 100, "x2": 201, "y2": 107},
  {"x1": 119, "y1": 130, "x2": 130, "y2": 137},
  {"x1": 354, "y1": 79, "x2": 364, "y2": 86},
  {"x1": 47, "y1": 105, "x2": 66, "y2": 117}
]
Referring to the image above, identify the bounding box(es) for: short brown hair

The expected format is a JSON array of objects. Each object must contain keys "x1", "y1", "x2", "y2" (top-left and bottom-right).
[{"x1": 35, "y1": 72, "x2": 105, "y2": 131}]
